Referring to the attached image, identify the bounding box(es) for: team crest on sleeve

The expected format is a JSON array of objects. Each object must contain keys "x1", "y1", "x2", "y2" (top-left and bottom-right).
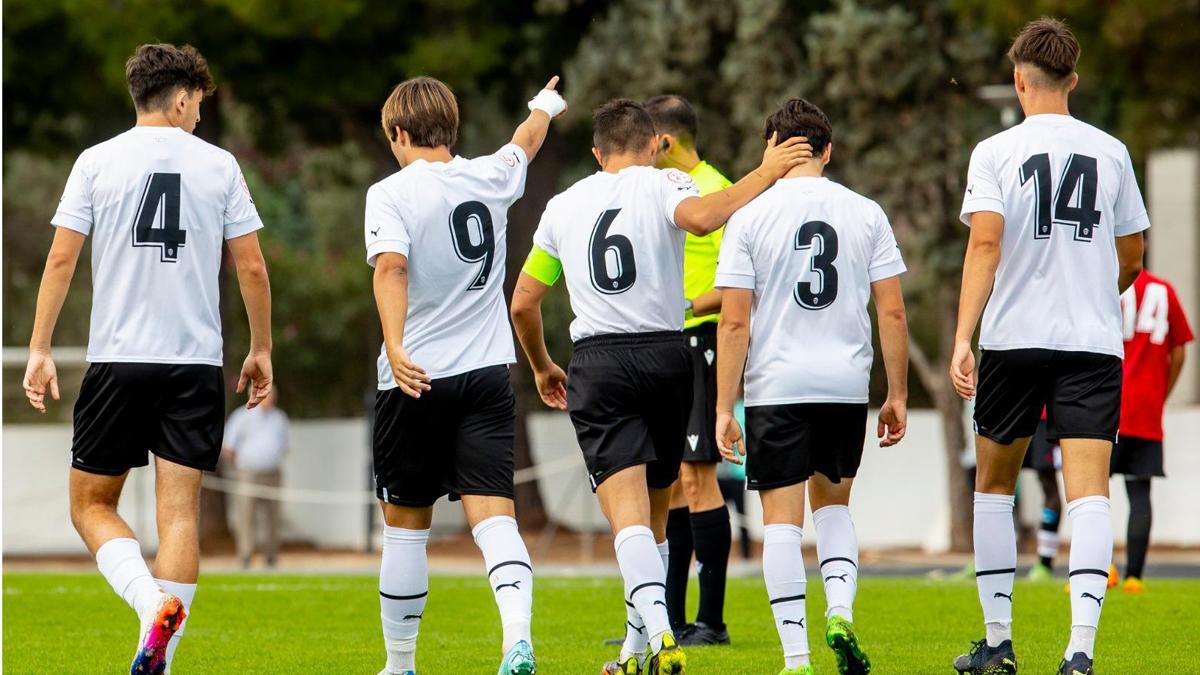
[
  {"x1": 239, "y1": 172, "x2": 255, "y2": 204},
  {"x1": 666, "y1": 169, "x2": 696, "y2": 191},
  {"x1": 502, "y1": 151, "x2": 520, "y2": 168}
]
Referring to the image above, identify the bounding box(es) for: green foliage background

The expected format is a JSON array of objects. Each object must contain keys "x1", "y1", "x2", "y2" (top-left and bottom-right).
[{"x1": 4, "y1": 0, "x2": 1198, "y2": 424}]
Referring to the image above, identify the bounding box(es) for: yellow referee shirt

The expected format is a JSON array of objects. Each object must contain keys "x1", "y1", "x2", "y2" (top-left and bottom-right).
[{"x1": 684, "y1": 160, "x2": 732, "y2": 329}]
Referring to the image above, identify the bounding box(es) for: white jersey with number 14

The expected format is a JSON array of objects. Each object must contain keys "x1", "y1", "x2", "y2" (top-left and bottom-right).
[{"x1": 960, "y1": 114, "x2": 1151, "y2": 358}]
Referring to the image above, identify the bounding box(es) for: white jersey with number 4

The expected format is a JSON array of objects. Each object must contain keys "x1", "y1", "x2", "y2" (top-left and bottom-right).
[
  {"x1": 716, "y1": 177, "x2": 906, "y2": 405},
  {"x1": 532, "y1": 166, "x2": 700, "y2": 342},
  {"x1": 52, "y1": 126, "x2": 264, "y2": 366},
  {"x1": 960, "y1": 114, "x2": 1151, "y2": 358},
  {"x1": 365, "y1": 144, "x2": 528, "y2": 388}
]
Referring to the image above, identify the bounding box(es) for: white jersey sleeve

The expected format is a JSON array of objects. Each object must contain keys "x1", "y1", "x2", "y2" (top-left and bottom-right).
[
  {"x1": 659, "y1": 168, "x2": 701, "y2": 228},
  {"x1": 223, "y1": 157, "x2": 264, "y2": 239},
  {"x1": 960, "y1": 142, "x2": 1005, "y2": 224},
  {"x1": 1112, "y1": 147, "x2": 1151, "y2": 236},
  {"x1": 868, "y1": 206, "x2": 906, "y2": 282},
  {"x1": 472, "y1": 143, "x2": 530, "y2": 207},
  {"x1": 713, "y1": 214, "x2": 755, "y2": 290},
  {"x1": 364, "y1": 183, "x2": 413, "y2": 266},
  {"x1": 52, "y1": 152, "x2": 96, "y2": 235},
  {"x1": 531, "y1": 201, "x2": 560, "y2": 258}
]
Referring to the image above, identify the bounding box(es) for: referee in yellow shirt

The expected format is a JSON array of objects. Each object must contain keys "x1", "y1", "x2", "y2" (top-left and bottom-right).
[{"x1": 646, "y1": 95, "x2": 733, "y2": 646}]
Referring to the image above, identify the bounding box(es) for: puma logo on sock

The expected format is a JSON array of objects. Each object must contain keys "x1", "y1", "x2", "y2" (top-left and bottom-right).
[
  {"x1": 627, "y1": 622, "x2": 645, "y2": 634},
  {"x1": 1081, "y1": 592, "x2": 1103, "y2": 607},
  {"x1": 782, "y1": 618, "x2": 805, "y2": 628},
  {"x1": 402, "y1": 613, "x2": 423, "y2": 620},
  {"x1": 494, "y1": 580, "x2": 522, "y2": 592},
  {"x1": 993, "y1": 592, "x2": 1013, "y2": 602},
  {"x1": 825, "y1": 574, "x2": 849, "y2": 583},
  {"x1": 653, "y1": 600, "x2": 667, "y2": 608}
]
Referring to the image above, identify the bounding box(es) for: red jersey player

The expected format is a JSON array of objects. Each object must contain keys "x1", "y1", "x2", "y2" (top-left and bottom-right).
[{"x1": 1113, "y1": 269, "x2": 1193, "y2": 592}]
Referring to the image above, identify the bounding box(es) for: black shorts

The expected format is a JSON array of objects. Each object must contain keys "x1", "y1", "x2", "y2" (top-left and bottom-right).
[
  {"x1": 71, "y1": 362, "x2": 225, "y2": 475},
  {"x1": 1111, "y1": 434, "x2": 1165, "y2": 478},
  {"x1": 567, "y1": 331, "x2": 692, "y2": 491},
  {"x1": 374, "y1": 365, "x2": 515, "y2": 507},
  {"x1": 744, "y1": 403, "x2": 868, "y2": 490},
  {"x1": 974, "y1": 349, "x2": 1122, "y2": 445},
  {"x1": 683, "y1": 323, "x2": 720, "y2": 463},
  {"x1": 1021, "y1": 419, "x2": 1060, "y2": 472}
]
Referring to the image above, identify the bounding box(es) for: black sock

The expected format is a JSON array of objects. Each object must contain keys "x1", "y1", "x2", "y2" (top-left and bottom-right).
[
  {"x1": 665, "y1": 506, "x2": 692, "y2": 630},
  {"x1": 1125, "y1": 478, "x2": 1152, "y2": 579},
  {"x1": 690, "y1": 504, "x2": 731, "y2": 630}
]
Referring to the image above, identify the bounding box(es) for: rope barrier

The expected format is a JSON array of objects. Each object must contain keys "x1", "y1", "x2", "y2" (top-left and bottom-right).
[{"x1": 200, "y1": 453, "x2": 585, "y2": 504}]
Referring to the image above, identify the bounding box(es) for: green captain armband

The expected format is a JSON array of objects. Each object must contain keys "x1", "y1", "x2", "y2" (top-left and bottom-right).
[{"x1": 522, "y1": 245, "x2": 562, "y2": 286}]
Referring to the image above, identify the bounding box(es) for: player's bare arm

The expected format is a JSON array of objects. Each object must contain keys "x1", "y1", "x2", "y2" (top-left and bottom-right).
[
  {"x1": 950, "y1": 210, "x2": 1004, "y2": 399},
  {"x1": 510, "y1": 76, "x2": 567, "y2": 162},
  {"x1": 689, "y1": 288, "x2": 723, "y2": 317},
  {"x1": 510, "y1": 272, "x2": 567, "y2": 410},
  {"x1": 23, "y1": 227, "x2": 86, "y2": 413},
  {"x1": 1167, "y1": 344, "x2": 1187, "y2": 397},
  {"x1": 673, "y1": 133, "x2": 812, "y2": 236},
  {"x1": 228, "y1": 231, "x2": 275, "y2": 408},
  {"x1": 714, "y1": 287, "x2": 752, "y2": 463},
  {"x1": 1115, "y1": 232, "x2": 1145, "y2": 293},
  {"x1": 372, "y1": 251, "x2": 431, "y2": 398},
  {"x1": 871, "y1": 275, "x2": 909, "y2": 447}
]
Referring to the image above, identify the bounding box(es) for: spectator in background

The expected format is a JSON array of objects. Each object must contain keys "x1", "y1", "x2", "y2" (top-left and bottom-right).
[{"x1": 223, "y1": 387, "x2": 290, "y2": 569}]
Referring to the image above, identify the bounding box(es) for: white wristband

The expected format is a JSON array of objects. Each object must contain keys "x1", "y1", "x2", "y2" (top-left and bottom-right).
[{"x1": 528, "y1": 89, "x2": 566, "y2": 118}]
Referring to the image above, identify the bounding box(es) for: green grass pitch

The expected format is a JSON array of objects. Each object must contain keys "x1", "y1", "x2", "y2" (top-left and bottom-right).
[{"x1": 3, "y1": 572, "x2": 1196, "y2": 673}]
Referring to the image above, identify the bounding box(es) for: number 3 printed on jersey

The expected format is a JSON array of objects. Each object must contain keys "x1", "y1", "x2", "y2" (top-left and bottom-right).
[
  {"x1": 1020, "y1": 153, "x2": 1102, "y2": 242},
  {"x1": 793, "y1": 220, "x2": 838, "y2": 310},
  {"x1": 131, "y1": 173, "x2": 186, "y2": 263}
]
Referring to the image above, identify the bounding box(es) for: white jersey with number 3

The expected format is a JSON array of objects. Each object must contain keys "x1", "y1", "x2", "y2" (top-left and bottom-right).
[
  {"x1": 365, "y1": 144, "x2": 528, "y2": 388},
  {"x1": 52, "y1": 127, "x2": 264, "y2": 366},
  {"x1": 960, "y1": 114, "x2": 1151, "y2": 358},
  {"x1": 715, "y1": 177, "x2": 906, "y2": 405},
  {"x1": 532, "y1": 166, "x2": 700, "y2": 342}
]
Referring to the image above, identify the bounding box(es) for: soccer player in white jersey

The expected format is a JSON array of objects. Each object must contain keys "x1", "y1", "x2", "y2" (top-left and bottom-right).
[
  {"x1": 365, "y1": 75, "x2": 565, "y2": 675},
  {"x1": 949, "y1": 19, "x2": 1148, "y2": 675},
  {"x1": 713, "y1": 99, "x2": 910, "y2": 675},
  {"x1": 510, "y1": 99, "x2": 811, "y2": 675},
  {"x1": 22, "y1": 44, "x2": 273, "y2": 675}
]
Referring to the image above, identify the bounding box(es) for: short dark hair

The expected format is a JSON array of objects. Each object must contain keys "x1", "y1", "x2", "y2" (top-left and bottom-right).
[
  {"x1": 764, "y1": 98, "x2": 832, "y2": 156},
  {"x1": 125, "y1": 44, "x2": 215, "y2": 113},
  {"x1": 644, "y1": 95, "x2": 698, "y2": 147},
  {"x1": 592, "y1": 99, "x2": 658, "y2": 156},
  {"x1": 1008, "y1": 17, "x2": 1079, "y2": 86},
  {"x1": 380, "y1": 76, "x2": 459, "y2": 148}
]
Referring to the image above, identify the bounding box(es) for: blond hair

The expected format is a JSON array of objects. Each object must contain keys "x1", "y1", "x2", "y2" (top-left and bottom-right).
[{"x1": 380, "y1": 76, "x2": 459, "y2": 148}]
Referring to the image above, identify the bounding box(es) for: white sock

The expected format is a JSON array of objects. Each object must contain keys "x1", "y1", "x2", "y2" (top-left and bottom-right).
[
  {"x1": 95, "y1": 538, "x2": 162, "y2": 617},
  {"x1": 473, "y1": 515, "x2": 534, "y2": 653},
  {"x1": 155, "y1": 578, "x2": 196, "y2": 675},
  {"x1": 380, "y1": 526, "x2": 430, "y2": 673},
  {"x1": 763, "y1": 524, "x2": 810, "y2": 669},
  {"x1": 614, "y1": 526, "x2": 672, "y2": 653},
  {"x1": 813, "y1": 505, "x2": 858, "y2": 623},
  {"x1": 1066, "y1": 496, "x2": 1112, "y2": 659},
  {"x1": 619, "y1": 599, "x2": 648, "y2": 663},
  {"x1": 1037, "y1": 527, "x2": 1061, "y2": 562},
  {"x1": 973, "y1": 492, "x2": 1015, "y2": 647},
  {"x1": 656, "y1": 540, "x2": 670, "y2": 575}
]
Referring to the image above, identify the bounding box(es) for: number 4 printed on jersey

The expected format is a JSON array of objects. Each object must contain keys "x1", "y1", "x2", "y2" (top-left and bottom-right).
[
  {"x1": 131, "y1": 172, "x2": 186, "y2": 262},
  {"x1": 1122, "y1": 282, "x2": 1170, "y2": 344},
  {"x1": 1020, "y1": 153, "x2": 1102, "y2": 242}
]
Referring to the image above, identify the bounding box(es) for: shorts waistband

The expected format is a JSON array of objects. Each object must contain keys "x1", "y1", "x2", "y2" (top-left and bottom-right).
[{"x1": 573, "y1": 330, "x2": 684, "y2": 352}]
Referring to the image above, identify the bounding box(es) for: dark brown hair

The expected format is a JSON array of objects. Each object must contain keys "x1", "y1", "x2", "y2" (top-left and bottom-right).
[
  {"x1": 764, "y1": 98, "x2": 832, "y2": 156},
  {"x1": 592, "y1": 99, "x2": 658, "y2": 156},
  {"x1": 1008, "y1": 17, "x2": 1080, "y2": 85},
  {"x1": 644, "y1": 95, "x2": 699, "y2": 147},
  {"x1": 125, "y1": 44, "x2": 215, "y2": 113},
  {"x1": 380, "y1": 77, "x2": 459, "y2": 148}
]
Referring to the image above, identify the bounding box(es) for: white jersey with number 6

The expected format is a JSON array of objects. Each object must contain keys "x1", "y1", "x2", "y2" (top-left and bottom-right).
[
  {"x1": 715, "y1": 177, "x2": 905, "y2": 406},
  {"x1": 960, "y1": 114, "x2": 1151, "y2": 358},
  {"x1": 365, "y1": 144, "x2": 528, "y2": 388},
  {"x1": 51, "y1": 126, "x2": 264, "y2": 366},
  {"x1": 532, "y1": 166, "x2": 700, "y2": 342}
]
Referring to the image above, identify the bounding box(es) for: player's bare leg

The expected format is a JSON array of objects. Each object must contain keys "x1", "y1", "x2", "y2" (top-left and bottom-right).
[
  {"x1": 598, "y1": 465, "x2": 684, "y2": 674},
  {"x1": 146, "y1": 458, "x2": 202, "y2": 674},
  {"x1": 759, "y1": 483, "x2": 812, "y2": 674},
  {"x1": 808, "y1": 475, "x2": 869, "y2": 675},
  {"x1": 463, "y1": 495, "x2": 535, "y2": 675},
  {"x1": 70, "y1": 469, "x2": 135, "y2": 553},
  {"x1": 953, "y1": 434, "x2": 1027, "y2": 674},
  {"x1": 378, "y1": 503, "x2": 433, "y2": 675},
  {"x1": 1058, "y1": 439, "x2": 1113, "y2": 672}
]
